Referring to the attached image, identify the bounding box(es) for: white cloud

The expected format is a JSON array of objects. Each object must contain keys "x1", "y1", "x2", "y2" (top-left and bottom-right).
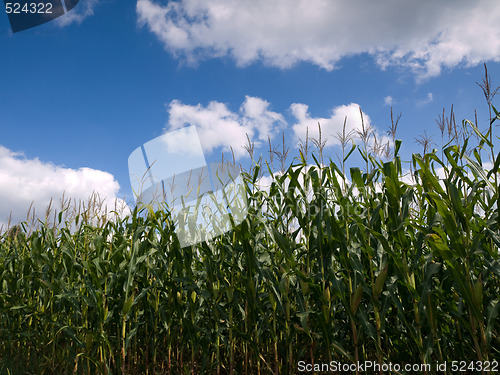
[
  {"x1": 241, "y1": 96, "x2": 286, "y2": 141},
  {"x1": 165, "y1": 97, "x2": 391, "y2": 158},
  {"x1": 56, "y1": 0, "x2": 100, "y2": 27},
  {"x1": 0, "y1": 145, "x2": 128, "y2": 231},
  {"x1": 166, "y1": 96, "x2": 286, "y2": 158},
  {"x1": 291, "y1": 102, "x2": 391, "y2": 149},
  {"x1": 416, "y1": 92, "x2": 434, "y2": 107},
  {"x1": 384, "y1": 96, "x2": 394, "y2": 106},
  {"x1": 136, "y1": 0, "x2": 500, "y2": 79}
]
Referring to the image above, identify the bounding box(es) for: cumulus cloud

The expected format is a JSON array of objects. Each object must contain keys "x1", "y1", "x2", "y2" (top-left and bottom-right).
[
  {"x1": 291, "y1": 102, "x2": 391, "y2": 149},
  {"x1": 136, "y1": 0, "x2": 500, "y2": 79},
  {"x1": 164, "y1": 96, "x2": 390, "y2": 159},
  {"x1": 416, "y1": 92, "x2": 434, "y2": 107},
  {"x1": 384, "y1": 96, "x2": 394, "y2": 106},
  {"x1": 56, "y1": 0, "x2": 100, "y2": 27},
  {"x1": 166, "y1": 96, "x2": 286, "y2": 158},
  {"x1": 0, "y1": 145, "x2": 128, "y2": 230}
]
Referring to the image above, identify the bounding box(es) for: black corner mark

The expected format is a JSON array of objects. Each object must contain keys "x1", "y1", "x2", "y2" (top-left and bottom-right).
[{"x1": 4, "y1": 0, "x2": 80, "y2": 33}]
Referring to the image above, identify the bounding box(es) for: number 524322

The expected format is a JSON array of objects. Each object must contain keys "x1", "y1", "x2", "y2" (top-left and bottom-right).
[{"x1": 5, "y1": 2, "x2": 53, "y2": 14}]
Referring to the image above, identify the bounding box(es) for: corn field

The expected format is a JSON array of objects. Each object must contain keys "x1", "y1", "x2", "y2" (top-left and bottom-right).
[{"x1": 1, "y1": 103, "x2": 500, "y2": 374}]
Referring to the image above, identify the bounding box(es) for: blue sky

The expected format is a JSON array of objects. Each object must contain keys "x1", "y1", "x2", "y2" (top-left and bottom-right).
[{"x1": 1, "y1": 0, "x2": 500, "y2": 228}]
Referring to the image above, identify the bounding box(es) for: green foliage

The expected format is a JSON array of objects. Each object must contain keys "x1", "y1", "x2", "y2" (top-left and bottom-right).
[{"x1": 0, "y1": 116, "x2": 499, "y2": 374}]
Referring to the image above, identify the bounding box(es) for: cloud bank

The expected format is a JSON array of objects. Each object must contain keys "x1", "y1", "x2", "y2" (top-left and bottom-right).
[
  {"x1": 137, "y1": 0, "x2": 500, "y2": 79},
  {"x1": 291, "y1": 102, "x2": 391, "y2": 148},
  {"x1": 0, "y1": 145, "x2": 127, "y2": 230},
  {"x1": 165, "y1": 96, "x2": 390, "y2": 158},
  {"x1": 166, "y1": 96, "x2": 286, "y2": 158}
]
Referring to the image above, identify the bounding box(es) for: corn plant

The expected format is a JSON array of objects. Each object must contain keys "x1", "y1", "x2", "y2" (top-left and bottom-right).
[{"x1": 1, "y1": 94, "x2": 499, "y2": 374}]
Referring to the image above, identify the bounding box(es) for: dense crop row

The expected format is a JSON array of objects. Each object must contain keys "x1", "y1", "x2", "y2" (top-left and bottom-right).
[{"x1": 1, "y1": 107, "x2": 499, "y2": 374}]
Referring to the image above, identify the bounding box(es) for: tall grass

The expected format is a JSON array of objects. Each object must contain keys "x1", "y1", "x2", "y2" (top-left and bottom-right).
[{"x1": 1, "y1": 94, "x2": 499, "y2": 374}]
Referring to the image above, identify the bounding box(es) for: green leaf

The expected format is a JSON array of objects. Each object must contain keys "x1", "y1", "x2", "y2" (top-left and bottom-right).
[
  {"x1": 373, "y1": 265, "x2": 388, "y2": 300},
  {"x1": 350, "y1": 167, "x2": 364, "y2": 188},
  {"x1": 486, "y1": 299, "x2": 500, "y2": 344},
  {"x1": 464, "y1": 154, "x2": 495, "y2": 191},
  {"x1": 350, "y1": 284, "x2": 364, "y2": 314},
  {"x1": 122, "y1": 294, "x2": 134, "y2": 316},
  {"x1": 344, "y1": 143, "x2": 357, "y2": 162}
]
